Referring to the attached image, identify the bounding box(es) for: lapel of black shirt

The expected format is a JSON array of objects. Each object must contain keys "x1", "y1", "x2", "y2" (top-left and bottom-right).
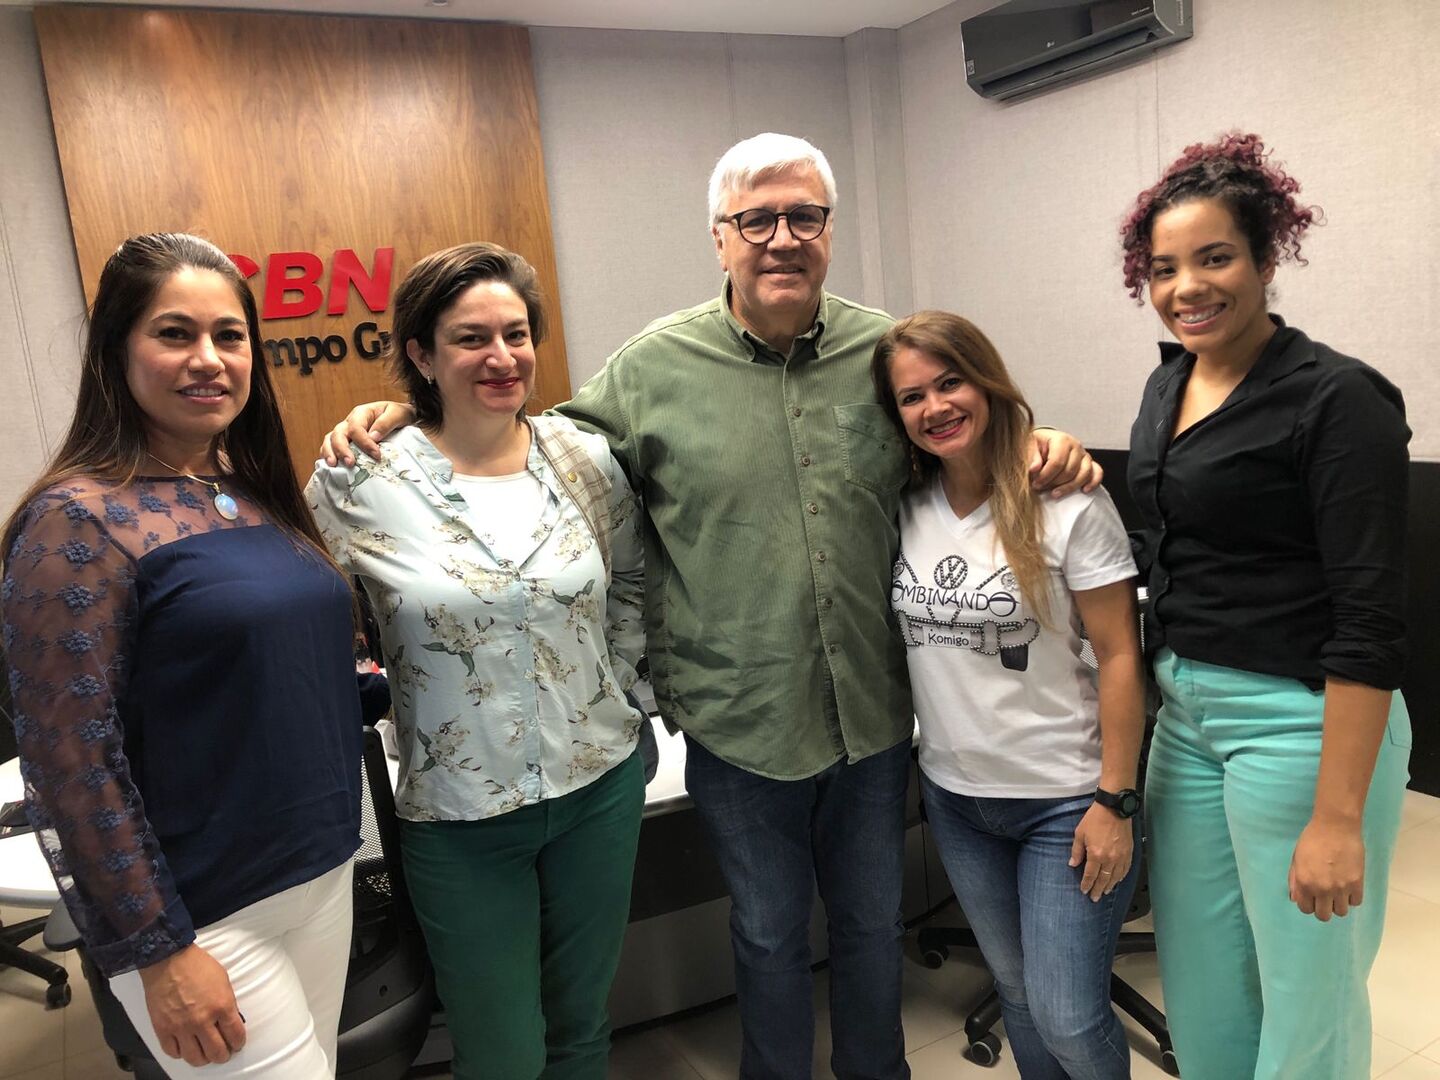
[{"x1": 1161, "y1": 315, "x2": 1314, "y2": 445}]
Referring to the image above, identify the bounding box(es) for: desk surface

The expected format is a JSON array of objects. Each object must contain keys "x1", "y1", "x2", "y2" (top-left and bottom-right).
[
  {"x1": 642, "y1": 723, "x2": 690, "y2": 818},
  {"x1": 0, "y1": 756, "x2": 59, "y2": 909}
]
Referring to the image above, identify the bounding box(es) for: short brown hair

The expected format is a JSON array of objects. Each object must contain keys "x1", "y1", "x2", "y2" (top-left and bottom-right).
[{"x1": 388, "y1": 242, "x2": 546, "y2": 428}]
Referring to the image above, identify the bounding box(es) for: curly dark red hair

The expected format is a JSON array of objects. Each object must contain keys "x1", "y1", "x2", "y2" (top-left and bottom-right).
[{"x1": 1119, "y1": 132, "x2": 1321, "y2": 301}]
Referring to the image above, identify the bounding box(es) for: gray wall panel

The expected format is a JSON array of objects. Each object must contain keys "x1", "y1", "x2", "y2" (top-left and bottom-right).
[
  {"x1": 1151, "y1": 0, "x2": 1439, "y2": 458},
  {"x1": 899, "y1": 0, "x2": 1440, "y2": 457},
  {"x1": 0, "y1": 7, "x2": 86, "y2": 513},
  {"x1": 532, "y1": 26, "x2": 864, "y2": 389},
  {"x1": 899, "y1": 0, "x2": 1159, "y2": 449},
  {"x1": 530, "y1": 28, "x2": 735, "y2": 387},
  {"x1": 845, "y1": 27, "x2": 913, "y2": 317},
  {"x1": 725, "y1": 33, "x2": 863, "y2": 306}
]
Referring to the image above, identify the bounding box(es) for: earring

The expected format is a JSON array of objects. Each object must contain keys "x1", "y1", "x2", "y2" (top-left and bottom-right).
[{"x1": 424, "y1": 372, "x2": 435, "y2": 385}]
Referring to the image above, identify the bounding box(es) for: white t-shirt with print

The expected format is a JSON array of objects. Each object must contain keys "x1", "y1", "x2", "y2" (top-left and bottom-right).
[{"x1": 893, "y1": 480, "x2": 1137, "y2": 798}]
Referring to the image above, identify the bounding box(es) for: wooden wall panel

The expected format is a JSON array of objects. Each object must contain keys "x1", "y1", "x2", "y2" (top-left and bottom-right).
[{"x1": 34, "y1": 5, "x2": 571, "y2": 479}]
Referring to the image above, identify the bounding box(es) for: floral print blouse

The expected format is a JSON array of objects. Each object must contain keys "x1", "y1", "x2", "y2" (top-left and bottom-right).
[{"x1": 306, "y1": 417, "x2": 646, "y2": 821}]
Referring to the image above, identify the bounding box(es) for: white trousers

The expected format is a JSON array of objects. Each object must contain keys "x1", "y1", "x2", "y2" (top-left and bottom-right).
[{"x1": 109, "y1": 859, "x2": 354, "y2": 1079}]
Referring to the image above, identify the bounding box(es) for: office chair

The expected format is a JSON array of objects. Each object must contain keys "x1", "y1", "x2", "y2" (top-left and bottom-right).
[
  {"x1": 1, "y1": 910, "x2": 72, "y2": 1009},
  {"x1": 0, "y1": 670, "x2": 72, "y2": 1009},
  {"x1": 914, "y1": 599, "x2": 1180, "y2": 1076},
  {"x1": 43, "y1": 726, "x2": 434, "y2": 1079}
]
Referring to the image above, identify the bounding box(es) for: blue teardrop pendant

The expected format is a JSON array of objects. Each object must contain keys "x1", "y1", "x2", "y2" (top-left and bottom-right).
[{"x1": 213, "y1": 491, "x2": 239, "y2": 520}]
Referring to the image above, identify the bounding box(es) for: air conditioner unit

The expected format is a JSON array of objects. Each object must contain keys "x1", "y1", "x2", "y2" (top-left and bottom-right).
[{"x1": 961, "y1": 0, "x2": 1192, "y2": 101}]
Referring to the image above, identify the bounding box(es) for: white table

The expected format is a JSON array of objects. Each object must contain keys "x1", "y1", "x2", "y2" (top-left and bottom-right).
[
  {"x1": 640, "y1": 724, "x2": 691, "y2": 818},
  {"x1": 0, "y1": 757, "x2": 61, "y2": 909}
]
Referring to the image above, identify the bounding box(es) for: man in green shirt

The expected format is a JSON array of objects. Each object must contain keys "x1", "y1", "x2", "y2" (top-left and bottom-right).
[{"x1": 323, "y1": 133, "x2": 1097, "y2": 1079}]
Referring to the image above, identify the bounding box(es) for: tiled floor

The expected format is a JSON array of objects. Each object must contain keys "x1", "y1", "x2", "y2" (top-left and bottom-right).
[{"x1": 3, "y1": 788, "x2": 1438, "y2": 1079}]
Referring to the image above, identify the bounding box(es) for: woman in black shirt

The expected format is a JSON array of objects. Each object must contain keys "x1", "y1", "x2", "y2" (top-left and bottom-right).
[{"x1": 1119, "y1": 134, "x2": 1411, "y2": 1080}]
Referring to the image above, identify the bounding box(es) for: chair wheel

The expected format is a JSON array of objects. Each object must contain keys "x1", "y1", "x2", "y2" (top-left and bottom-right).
[
  {"x1": 965, "y1": 1032, "x2": 1001, "y2": 1067},
  {"x1": 1161, "y1": 1047, "x2": 1180, "y2": 1075},
  {"x1": 45, "y1": 981, "x2": 72, "y2": 1009},
  {"x1": 920, "y1": 945, "x2": 949, "y2": 969}
]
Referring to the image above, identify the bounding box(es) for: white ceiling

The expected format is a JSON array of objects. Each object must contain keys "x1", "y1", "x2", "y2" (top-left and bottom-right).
[{"x1": 1, "y1": 0, "x2": 958, "y2": 37}]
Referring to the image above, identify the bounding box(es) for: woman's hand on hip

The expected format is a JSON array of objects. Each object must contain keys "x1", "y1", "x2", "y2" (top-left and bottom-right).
[
  {"x1": 137, "y1": 943, "x2": 247, "y2": 1066},
  {"x1": 1070, "y1": 802, "x2": 1134, "y2": 902},
  {"x1": 1289, "y1": 816, "x2": 1366, "y2": 921}
]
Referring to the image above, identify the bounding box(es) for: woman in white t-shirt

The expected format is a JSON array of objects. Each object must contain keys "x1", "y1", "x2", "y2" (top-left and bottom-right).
[{"x1": 871, "y1": 311, "x2": 1146, "y2": 1080}]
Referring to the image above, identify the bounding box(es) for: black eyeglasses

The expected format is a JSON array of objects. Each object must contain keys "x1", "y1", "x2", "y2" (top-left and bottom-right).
[{"x1": 720, "y1": 204, "x2": 832, "y2": 245}]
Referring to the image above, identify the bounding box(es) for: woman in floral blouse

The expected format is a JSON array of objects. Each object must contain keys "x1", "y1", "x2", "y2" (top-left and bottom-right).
[
  {"x1": 306, "y1": 242, "x2": 647, "y2": 1080},
  {"x1": 2, "y1": 233, "x2": 365, "y2": 1077}
]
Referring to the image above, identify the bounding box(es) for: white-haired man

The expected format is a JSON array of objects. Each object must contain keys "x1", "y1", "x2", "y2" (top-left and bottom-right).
[{"x1": 323, "y1": 132, "x2": 1098, "y2": 1079}]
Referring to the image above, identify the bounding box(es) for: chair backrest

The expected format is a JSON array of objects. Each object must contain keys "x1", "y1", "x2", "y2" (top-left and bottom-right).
[
  {"x1": 335, "y1": 727, "x2": 434, "y2": 1079},
  {"x1": 0, "y1": 647, "x2": 19, "y2": 763}
]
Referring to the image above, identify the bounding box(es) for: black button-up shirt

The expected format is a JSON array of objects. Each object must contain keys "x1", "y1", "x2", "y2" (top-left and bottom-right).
[{"x1": 1127, "y1": 317, "x2": 1410, "y2": 691}]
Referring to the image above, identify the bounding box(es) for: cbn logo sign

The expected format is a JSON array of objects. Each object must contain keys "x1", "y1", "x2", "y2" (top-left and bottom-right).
[{"x1": 228, "y1": 247, "x2": 395, "y2": 376}]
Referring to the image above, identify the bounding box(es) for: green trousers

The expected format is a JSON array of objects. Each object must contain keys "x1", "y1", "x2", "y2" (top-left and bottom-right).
[
  {"x1": 1146, "y1": 649, "x2": 1411, "y2": 1080},
  {"x1": 401, "y1": 752, "x2": 644, "y2": 1080}
]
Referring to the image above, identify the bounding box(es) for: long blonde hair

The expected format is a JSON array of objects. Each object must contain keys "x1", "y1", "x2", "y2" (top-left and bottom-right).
[{"x1": 871, "y1": 311, "x2": 1053, "y2": 627}]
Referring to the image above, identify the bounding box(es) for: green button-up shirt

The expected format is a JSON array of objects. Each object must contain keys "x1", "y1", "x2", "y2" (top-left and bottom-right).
[{"x1": 559, "y1": 282, "x2": 913, "y2": 779}]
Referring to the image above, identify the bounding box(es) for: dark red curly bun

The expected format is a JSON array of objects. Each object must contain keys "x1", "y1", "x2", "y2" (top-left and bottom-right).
[{"x1": 1120, "y1": 133, "x2": 1321, "y2": 301}]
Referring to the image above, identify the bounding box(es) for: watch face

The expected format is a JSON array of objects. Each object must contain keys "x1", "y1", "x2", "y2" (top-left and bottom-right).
[{"x1": 1099, "y1": 788, "x2": 1141, "y2": 817}]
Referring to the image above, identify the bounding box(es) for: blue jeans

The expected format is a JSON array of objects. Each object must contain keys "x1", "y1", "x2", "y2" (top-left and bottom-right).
[
  {"x1": 684, "y1": 736, "x2": 911, "y2": 1080},
  {"x1": 921, "y1": 775, "x2": 1137, "y2": 1080}
]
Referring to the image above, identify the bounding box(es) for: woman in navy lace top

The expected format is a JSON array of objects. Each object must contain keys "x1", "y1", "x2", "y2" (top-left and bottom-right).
[{"x1": 1, "y1": 234, "x2": 364, "y2": 1077}]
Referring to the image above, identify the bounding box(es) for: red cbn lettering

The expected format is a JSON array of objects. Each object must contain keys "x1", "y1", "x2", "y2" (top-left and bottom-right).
[
  {"x1": 228, "y1": 254, "x2": 260, "y2": 279},
  {"x1": 327, "y1": 247, "x2": 394, "y2": 316},
  {"x1": 262, "y1": 252, "x2": 325, "y2": 319}
]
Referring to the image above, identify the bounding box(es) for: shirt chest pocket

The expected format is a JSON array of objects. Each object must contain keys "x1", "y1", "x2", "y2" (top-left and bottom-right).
[{"x1": 834, "y1": 403, "x2": 908, "y2": 495}]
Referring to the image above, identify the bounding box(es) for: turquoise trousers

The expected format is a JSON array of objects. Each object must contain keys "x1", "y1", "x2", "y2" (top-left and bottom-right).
[
  {"x1": 1145, "y1": 649, "x2": 1411, "y2": 1080},
  {"x1": 400, "y1": 752, "x2": 644, "y2": 1080}
]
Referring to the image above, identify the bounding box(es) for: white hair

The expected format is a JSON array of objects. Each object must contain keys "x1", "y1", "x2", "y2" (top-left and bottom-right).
[{"x1": 706, "y1": 133, "x2": 838, "y2": 226}]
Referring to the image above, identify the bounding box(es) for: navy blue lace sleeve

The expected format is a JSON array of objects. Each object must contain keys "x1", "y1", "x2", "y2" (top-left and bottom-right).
[{"x1": 2, "y1": 488, "x2": 195, "y2": 976}]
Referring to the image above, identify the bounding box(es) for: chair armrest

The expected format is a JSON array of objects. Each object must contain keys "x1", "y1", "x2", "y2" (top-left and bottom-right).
[{"x1": 42, "y1": 899, "x2": 81, "y2": 952}]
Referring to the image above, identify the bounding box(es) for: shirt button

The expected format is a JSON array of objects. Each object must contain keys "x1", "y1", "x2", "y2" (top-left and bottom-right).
[
  {"x1": 800, "y1": 455, "x2": 811, "y2": 467},
  {"x1": 816, "y1": 551, "x2": 827, "y2": 563},
  {"x1": 792, "y1": 407, "x2": 803, "y2": 418},
  {"x1": 821, "y1": 597, "x2": 833, "y2": 609},
  {"x1": 828, "y1": 643, "x2": 839, "y2": 655},
  {"x1": 807, "y1": 502, "x2": 819, "y2": 514}
]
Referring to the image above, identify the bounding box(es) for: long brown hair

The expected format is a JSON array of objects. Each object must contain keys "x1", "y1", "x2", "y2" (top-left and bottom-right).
[
  {"x1": 871, "y1": 311, "x2": 1053, "y2": 627},
  {"x1": 1, "y1": 232, "x2": 348, "y2": 595}
]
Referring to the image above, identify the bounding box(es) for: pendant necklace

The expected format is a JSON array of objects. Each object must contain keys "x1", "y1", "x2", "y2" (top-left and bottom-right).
[{"x1": 146, "y1": 454, "x2": 240, "y2": 520}]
